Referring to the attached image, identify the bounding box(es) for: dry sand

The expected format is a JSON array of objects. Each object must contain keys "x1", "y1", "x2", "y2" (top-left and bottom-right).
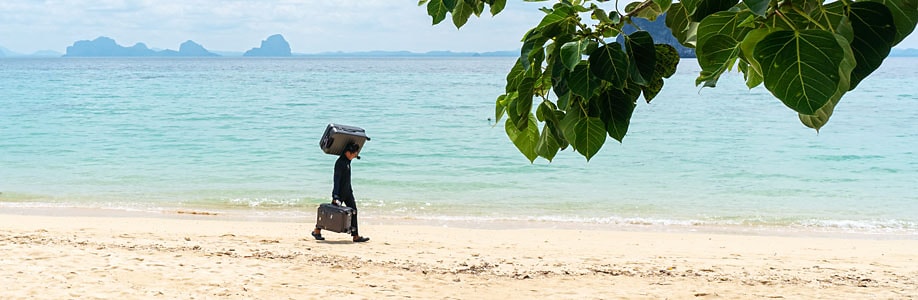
[{"x1": 1, "y1": 211, "x2": 916, "y2": 299}]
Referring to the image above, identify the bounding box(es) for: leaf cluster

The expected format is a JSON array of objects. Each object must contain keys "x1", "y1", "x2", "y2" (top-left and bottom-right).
[
  {"x1": 419, "y1": 0, "x2": 507, "y2": 27},
  {"x1": 424, "y1": 0, "x2": 917, "y2": 162},
  {"x1": 676, "y1": 0, "x2": 916, "y2": 131}
]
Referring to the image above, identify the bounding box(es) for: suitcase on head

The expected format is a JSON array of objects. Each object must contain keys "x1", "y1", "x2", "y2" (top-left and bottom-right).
[
  {"x1": 316, "y1": 203, "x2": 355, "y2": 234},
  {"x1": 319, "y1": 123, "x2": 370, "y2": 156}
]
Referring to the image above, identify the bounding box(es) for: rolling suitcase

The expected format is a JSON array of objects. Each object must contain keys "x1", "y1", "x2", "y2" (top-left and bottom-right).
[
  {"x1": 316, "y1": 203, "x2": 355, "y2": 234},
  {"x1": 319, "y1": 123, "x2": 370, "y2": 156}
]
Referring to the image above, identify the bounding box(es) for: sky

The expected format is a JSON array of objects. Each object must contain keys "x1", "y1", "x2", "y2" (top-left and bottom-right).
[
  {"x1": 0, "y1": 1, "x2": 548, "y2": 54},
  {"x1": 0, "y1": 1, "x2": 916, "y2": 54}
]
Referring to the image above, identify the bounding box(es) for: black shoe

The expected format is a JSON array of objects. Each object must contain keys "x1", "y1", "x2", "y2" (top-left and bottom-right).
[
  {"x1": 353, "y1": 236, "x2": 370, "y2": 243},
  {"x1": 311, "y1": 231, "x2": 325, "y2": 240}
]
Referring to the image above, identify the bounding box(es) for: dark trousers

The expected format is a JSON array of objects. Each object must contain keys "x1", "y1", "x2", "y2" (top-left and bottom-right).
[{"x1": 341, "y1": 195, "x2": 359, "y2": 236}]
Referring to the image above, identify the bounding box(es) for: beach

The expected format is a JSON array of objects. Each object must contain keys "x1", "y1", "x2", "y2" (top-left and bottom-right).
[
  {"x1": 1, "y1": 57, "x2": 917, "y2": 299},
  {"x1": 2, "y1": 211, "x2": 915, "y2": 299}
]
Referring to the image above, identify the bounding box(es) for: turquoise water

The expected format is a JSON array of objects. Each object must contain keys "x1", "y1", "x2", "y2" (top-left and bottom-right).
[{"x1": 1, "y1": 57, "x2": 916, "y2": 234}]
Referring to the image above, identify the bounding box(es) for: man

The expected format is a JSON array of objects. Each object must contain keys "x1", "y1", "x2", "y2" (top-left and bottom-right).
[{"x1": 312, "y1": 143, "x2": 370, "y2": 243}]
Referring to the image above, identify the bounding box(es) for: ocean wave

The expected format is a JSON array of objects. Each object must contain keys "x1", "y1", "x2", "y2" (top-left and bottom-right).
[
  {"x1": 372, "y1": 214, "x2": 918, "y2": 235},
  {"x1": 3, "y1": 199, "x2": 916, "y2": 236}
]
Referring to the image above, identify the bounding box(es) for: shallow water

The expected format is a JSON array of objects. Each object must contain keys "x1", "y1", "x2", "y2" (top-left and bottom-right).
[{"x1": 1, "y1": 57, "x2": 916, "y2": 235}]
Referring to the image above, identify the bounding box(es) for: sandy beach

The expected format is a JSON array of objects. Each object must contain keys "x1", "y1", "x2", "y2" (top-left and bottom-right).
[{"x1": 1, "y1": 211, "x2": 916, "y2": 299}]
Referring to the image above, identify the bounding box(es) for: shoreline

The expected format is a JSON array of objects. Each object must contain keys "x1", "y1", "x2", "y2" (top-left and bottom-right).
[
  {"x1": 2, "y1": 205, "x2": 916, "y2": 241},
  {"x1": 1, "y1": 211, "x2": 916, "y2": 298}
]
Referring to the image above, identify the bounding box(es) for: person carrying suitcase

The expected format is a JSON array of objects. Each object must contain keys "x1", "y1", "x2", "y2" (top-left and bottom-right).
[{"x1": 312, "y1": 143, "x2": 370, "y2": 243}]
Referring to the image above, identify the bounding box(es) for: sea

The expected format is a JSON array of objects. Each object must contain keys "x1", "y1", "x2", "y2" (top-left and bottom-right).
[{"x1": 1, "y1": 56, "x2": 916, "y2": 237}]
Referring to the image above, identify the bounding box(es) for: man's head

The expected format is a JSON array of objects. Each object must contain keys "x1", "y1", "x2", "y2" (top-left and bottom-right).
[{"x1": 342, "y1": 143, "x2": 360, "y2": 160}]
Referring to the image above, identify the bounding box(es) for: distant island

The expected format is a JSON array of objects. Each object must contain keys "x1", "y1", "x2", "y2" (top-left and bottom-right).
[
  {"x1": 2, "y1": 32, "x2": 917, "y2": 58},
  {"x1": 64, "y1": 37, "x2": 219, "y2": 57},
  {"x1": 63, "y1": 34, "x2": 296, "y2": 57},
  {"x1": 243, "y1": 34, "x2": 291, "y2": 57},
  {"x1": 0, "y1": 46, "x2": 62, "y2": 57},
  {"x1": 303, "y1": 50, "x2": 518, "y2": 57}
]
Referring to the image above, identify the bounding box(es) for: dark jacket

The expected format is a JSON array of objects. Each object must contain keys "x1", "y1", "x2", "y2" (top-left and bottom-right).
[{"x1": 332, "y1": 155, "x2": 352, "y2": 200}]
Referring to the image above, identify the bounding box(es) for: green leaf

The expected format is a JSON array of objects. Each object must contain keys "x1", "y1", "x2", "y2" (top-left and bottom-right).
[
  {"x1": 696, "y1": 10, "x2": 753, "y2": 47},
  {"x1": 629, "y1": 2, "x2": 665, "y2": 21},
  {"x1": 469, "y1": 0, "x2": 485, "y2": 16},
  {"x1": 813, "y1": 1, "x2": 842, "y2": 35},
  {"x1": 799, "y1": 92, "x2": 840, "y2": 132},
  {"x1": 495, "y1": 93, "x2": 510, "y2": 123},
  {"x1": 666, "y1": 3, "x2": 699, "y2": 48},
  {"x1": 625, "y1": 31, "x2": 657, "y2": 85},
  {"x1": 608, "y1": 11, "x2": 622, "y2": 24},
  {"x1": 571, "y1": 3, "x2": 592, "y2": 13},
  {"x1": 557, "y1": 92, "x2": 572, "y2": 111},
  {"x1": 681, "y1": 0, "x2": 700, "y2": 16},
  {"x1": 527, "y1": 46, "x2": 546, "y2": 78},
  {"x1": 490, "y1": 0, "x2": 507, "y2": 15},
  {"x1": 654, "y1": 0, "x2": 673, "y2": 13},
  {"x1": 510, "y1": 77, "x2": 535, "y2": 130},
  {"x1": 695, "y1": 9, "x2": 753, "y2": 84},
  {"x1": 744, "y1": 0, "x2": 769, "y2": 16},
  {"x1": 571, "y1": 117, "x2": 607, "y2": 160},
  {"x1": 695, "y1": 34, "x2": 741, "y2": 87},
  {"x1": 536, "y1": 123, "x2": 562, "y2": 161},
  {"x1": 799, "y1": 34, "x2": 857, "y2": 131},
  {"x1": 654, "y1": 44, "x2": 681, "y2": 79},
  {"x1": 818, "y1": 2, "x2": 856, "y2": 48},
  {"x1": 848, "y1": 1, "x2": 898, "y2": 89},
  {"x1": 591, "y1": 7, "x2": 614, "y2": 24},
  {"x1": 519, "y1": 29, "x2": 547, "y2": 71},
  {"x1": 836, "y1": 17, "x2": 856, "y2": 45},
  {"x1": 755, "y1": 30, "x2": 848, "y2": 115},
  {"x1": 560, "y1": 40, "x2": 589, "y2": 71},
  {"x1": 550, "y1": 56, "x2": 571, "y2": 98},
  {"x1": 505, "y1": 114, "x2": 539, "y2": 163},
  {"x1": 691, "y1": 0, "x2": 739, "y2": 22},
  {"x1": 427, "y1": 0, "x2": 454, "y2": 25},
  {"x1": 765, "y1": 9, "x2": 810, "y2": 31},
  {"x1": 537, "y1": 4, "x2": 573, "y2": 28},
  {"x1": 788, "y1": 0, "x2": 821, "y2": 12},
  {"x1": 535, "y1": 56, "x2": 553, "y2": 95},
  {"x1": 867, "y1": 0, "x2": 918, "y2": 46},
  {"x1": 536, "y1": 100, "x2": 555, "y2": 122},
  {"x1": 569, "y1": 61, "x2": 599, "y2": 98},
  {"x1": 642, "y1": 78, "x2": 665, "y2": 102},
  {"x1": 505, "y1": 58, "x2": 525, "y2": 93},
  {"x1": 641, "y1": 44, "x2": 680, "y2": 103},
  {"x1": 548, "y1": 112, "x2": 569, "y2": 150},
  {"x1": 739, "y1": 28, "x2": 770, "y2": 88},
  {"x1": 625, "y1": 2, "x2": 643, "y2": 13},
  {"x1": 588, "y1": 43, "x2": 629, "y2": 87},
  {"x1": 740, "y1": 62, "x2": 764, "y2": 89},
  {"x1": 559, "y1": 104, "x2": 582, "y2": 144},
  {"x1": 597, "y1": 86, "x2": 641, "y2": 141},
  {"x1": 452, "y1": 0, "x2": 475, "y2": 28}
]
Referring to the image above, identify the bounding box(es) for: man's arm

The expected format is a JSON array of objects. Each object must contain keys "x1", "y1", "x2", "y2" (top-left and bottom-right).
[{"x1": 331, "y1": 158, "x2": 343, "y2": 204}]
